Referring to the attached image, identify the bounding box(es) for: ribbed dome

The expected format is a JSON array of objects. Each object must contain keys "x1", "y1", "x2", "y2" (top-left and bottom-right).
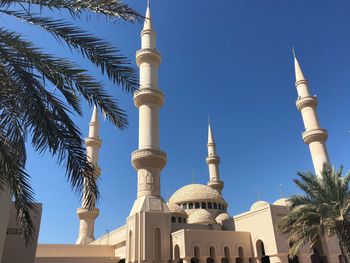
[
  {"x1": 167, "y1": 203, "x2": 187, "y2": 215},
  {"x1": 215, "y1": 213, "x2": 231, "y2": 224},
  {"x1": 169, "y1": 184, "x2": 226, "y2": 205},
  {"x1": 273, "y1": 198, "x2": 291, "y2": 207},
  {"x1": 250, "y1": 201, "x2": 269, "y2": 211},
  {"x1": 187, "y1": 209, "x2": 215, "y2": 225}
]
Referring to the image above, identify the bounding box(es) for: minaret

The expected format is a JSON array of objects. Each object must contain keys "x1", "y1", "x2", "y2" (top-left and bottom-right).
[
  {"x1": 206, "y1": 122, "x2": 224, "y2": 194},
  {"x1": 76, "y1": 105, "x2": 101, "y2": 244},
  {"x1": 293, "y1": 50, "x2": 330, "y2": 176},
  {"x1": 126, "y1": 2, "x2": 170, "y2": 263}
]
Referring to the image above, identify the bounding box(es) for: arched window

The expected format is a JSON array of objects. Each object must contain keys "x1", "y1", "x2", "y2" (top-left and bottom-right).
[
  {"x1": 218, "y1": 204, "x2": 222, "y2": 210},
  {"x1": 213, "y1": 203, "x2": 218, "y2": 209},
  {"x1": 195, "y1": 202, "x2": 200, "y2": 208},
  {"x1": 194, "y1": 246, "x2": 200, "y2": 258},
  {"x1": 209, "y1": 246, "x2": 216, "y2": 258},
  {"x1": 257, "y1": 240, "x2": 270, "y2": 263},
  {"x1": 171, "y1": 216, "x2": 176, "y2": 223},
  {"x1": 256, "y1": 240, "x2": 266, "y2": 257},
  {"x1": 183, "y1": 203, "x2": 188, "y2": 209},
  {"x1": 178, "y1": 217, "x2": 182, "y2": 223},
  {"x1": 208, "y1": 202, "x2": 213, "y2": 209},
  {"x1": 154, "y1": 228, "x2": 161, "y2": 260},
  {"x1": 183, "y1": 218, "x2": 187, "y2": 223},
  {"x1": 189, "y1": 203, "x2": 194, "y2": 209},
  {"x1": 201, "y1": 202, "x2": 207, "y2": 209},
  {"x1": 238, "y1": 247, "x2": 244, "y2": 258},
  {"x1": 174, "y1": 245, "x2": 180, "y2": 260},
  {"x1": 224, "y1": 246, "x2": 230, "y2": 258}
]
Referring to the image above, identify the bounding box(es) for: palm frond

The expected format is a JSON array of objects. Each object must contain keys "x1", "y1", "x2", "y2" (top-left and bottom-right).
[
  {"x1": 0, "y1": 10, "x2": 139, "y2": 93},
  {"x1": 0, "y1": 0, "x2": 143, "y2": 21},
  {"x1": 0, "y1": 28, "x2": 128, "y2": 128}
]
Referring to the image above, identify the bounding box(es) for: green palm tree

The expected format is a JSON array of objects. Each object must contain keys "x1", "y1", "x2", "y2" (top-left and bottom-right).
[
  {"x1": 0, "y1": 0, "x2": 142, "y2": 244},
  {"x1": 278, "y1": 165, "x2": 350, "y2": 261}
]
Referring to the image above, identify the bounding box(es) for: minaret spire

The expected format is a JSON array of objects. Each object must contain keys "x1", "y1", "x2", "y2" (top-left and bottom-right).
[
  {"x1": 293, "y1": 50, "x2": 330, "y2": 176},
  {"x1": 76, "y1": 105, "x2": 101, "y2": 244},
  {"x1": 206, "y1": 120, "x2": 224, "y2": 194},
  {"x1": 127, "y1": 3, "x2": 171, "y2": 262}
]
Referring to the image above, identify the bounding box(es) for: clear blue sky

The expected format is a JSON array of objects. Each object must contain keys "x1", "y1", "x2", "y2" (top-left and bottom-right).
[{"x1": 8, "y1": 0, "x2": 350, "y2": 243}]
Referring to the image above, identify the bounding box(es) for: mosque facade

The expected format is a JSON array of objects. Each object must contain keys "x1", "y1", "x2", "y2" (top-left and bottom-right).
[{"x1": 34, "y1": 4, "x2": 343, "y2": 263}]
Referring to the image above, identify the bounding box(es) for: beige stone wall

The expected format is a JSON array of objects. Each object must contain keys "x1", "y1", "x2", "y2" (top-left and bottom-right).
[{"x1": 2, "y1": 203, "x2": 42, "y2": 263}]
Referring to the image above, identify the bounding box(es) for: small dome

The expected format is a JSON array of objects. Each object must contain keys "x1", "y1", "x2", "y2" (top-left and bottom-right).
[
  {"x1": 167, "y1": 203, "x2": 187, "y2": 215},
  {"x1": 273, "y1": 198, "x2": 291, "y2": 206},
  {"x1": 250, "y1": 201, "x2": 269, "y2": 211},
  {"x1": 215, "y1": 213, "x2": 231, "y2": 224},
  {"x1": 169, "y1": 184, "x2": 227, "y2": 205},
  {"x1": 188, "y1": 209, "x2": 215, "y2": 225}
]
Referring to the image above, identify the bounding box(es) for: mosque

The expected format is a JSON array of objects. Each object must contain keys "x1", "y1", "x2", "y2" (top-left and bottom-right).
[{"x1": 33, "y1": 3, "x2": 343, "y2": 263}]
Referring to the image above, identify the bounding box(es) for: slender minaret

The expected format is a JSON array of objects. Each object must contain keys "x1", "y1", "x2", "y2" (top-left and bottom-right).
[
  {"x1": 127, "y1": 2, "x2": 170, "y2": 263},
  {"x1": 76, "y1": 105, "x2": 101, "y2": 244},
  {"x1": 293, "y1": 50, "x2": 330, "y2": 176},
  {"x1": 206, "y1": 121, "x2": 224, "y2": 194}
]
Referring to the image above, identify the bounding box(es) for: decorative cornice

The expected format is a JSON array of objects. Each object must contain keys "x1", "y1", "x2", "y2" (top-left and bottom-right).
[
  {"x1": 295, "y1": 79, "x2": 308, "y2": 87},
  {"x1": 131, "y1": 148, "x2": 167, "y2": 170},
  {"x1": 134, "y1": 88, "x2": 164, "y2": 107},
  {"x1": 136, "y1": 48, "x2": 161, "y2": 67},
  {"x1": 302, "y1": 128, "x2": 328, "y2": 144},
  {"x1": 296, "y1": 95, "x2": 317, "y2": 111},
  {"x1": 141, "y1": 28, "x2": 155, "y2": 37}
]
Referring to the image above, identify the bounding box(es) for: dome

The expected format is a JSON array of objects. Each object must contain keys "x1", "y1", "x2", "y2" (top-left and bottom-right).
[
  {"x1": 167, "y1": 203, "x2": 187, "y2": 215},
  {"x1": 187, "y1": 209, "x2": 215, "y2": 225},
  {"x1": 215, "y1": 213, "x2": 231, "y2": 224},
  {"x1": 168, "y1": 184, "x2": 227, "y2": 205},
  {"x1": 250, "y1": 201, "x2": 269, "y2": 211},
  {"x1": 273, "y1": 198, "x2": 291, "y2": 207}
]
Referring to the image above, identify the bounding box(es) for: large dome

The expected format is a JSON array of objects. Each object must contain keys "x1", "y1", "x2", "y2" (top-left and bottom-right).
[{"x1": 169, "y1": 184, "x2": 227, "y2": 205}]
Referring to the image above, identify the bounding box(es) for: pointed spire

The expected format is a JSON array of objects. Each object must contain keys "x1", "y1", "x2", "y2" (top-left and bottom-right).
[
  {"x1": 143, "y1": 0, "x2": 153, "y2": 31},
  {"x1": 208, "y1": 120, "x2": 215, "y2": 144},
  {"x1": 293, "y1": 48, "x2": 306, "y2": 83},
  {"x1": 89, "y1": 105, "x2": 99, "y2": 138},
  {"x1": 90, "y1": 105, "x2": 99, "y2": 124}
]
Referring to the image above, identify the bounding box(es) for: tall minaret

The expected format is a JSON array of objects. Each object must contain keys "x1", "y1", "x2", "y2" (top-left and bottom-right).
[
  {"x1": 126, "y1": 2, "x2": 170, "y2": 263},
  {"x1": 293, "y1": 50, "x2": 330, "y2": 176},
  {"x1": 76, "y1": 105, "x2": 101, "y2": 244},
  {"x1": 206, "y1": 122, "x2": 224, "y2": 194}
]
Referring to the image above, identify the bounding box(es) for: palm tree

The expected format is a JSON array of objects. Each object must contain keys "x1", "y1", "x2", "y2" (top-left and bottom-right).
[
  {"x1": 278, "y1": 165, "x2": 350, "y2": 261},
  {"x1": 0, "y1": 0, "x2": 142, "y2": 244}
]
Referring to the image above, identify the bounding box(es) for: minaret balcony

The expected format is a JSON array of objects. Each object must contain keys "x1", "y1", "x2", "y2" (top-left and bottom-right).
[
  {"x1": 296, "y1": 95, "x2": 317, "y2": 111},
  {"x1": 206, "y1": 156, "x2": 220, "y2": 165},
  {"x1": 85, "y1": 137, "x2": 102, "y2": 148},
  {"x1": 136, "y1": 48, "x2": 161, "y2": 66},
  {"x1": 77, "y1": 207, "x2": 99, "y2": 220},
  {"x1": 302, "y1": 128, "x2": 328, "y2": 144},
  {"x1": 134, "y1": 88, "x2": 164, "y2": 107},
  {"x1": 131, "y1": 148, "x2": 167, "y2": 170}
]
